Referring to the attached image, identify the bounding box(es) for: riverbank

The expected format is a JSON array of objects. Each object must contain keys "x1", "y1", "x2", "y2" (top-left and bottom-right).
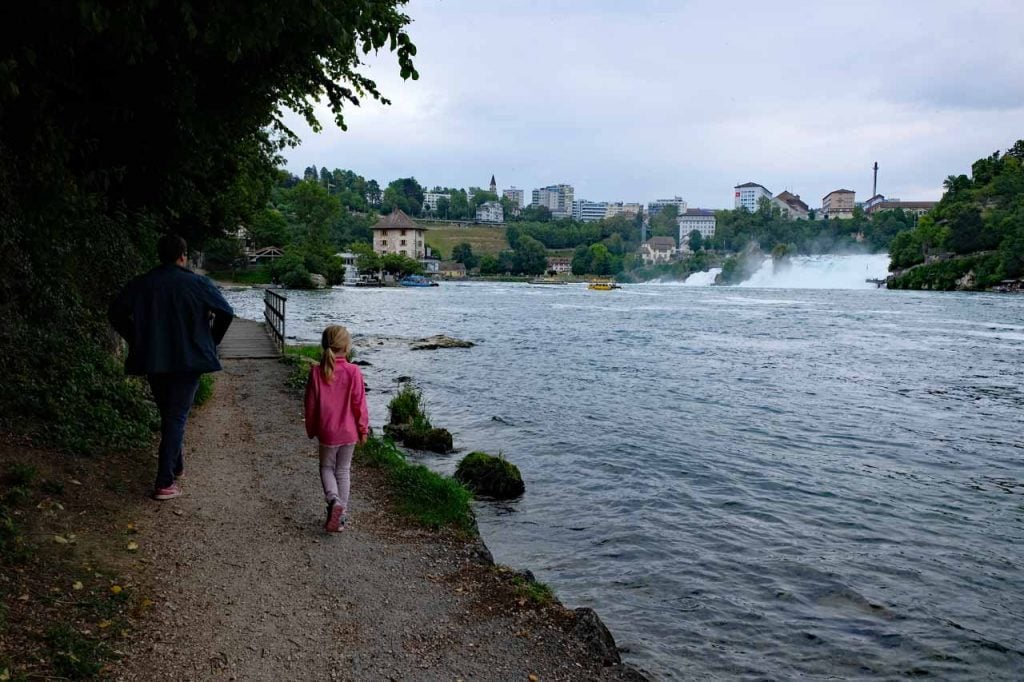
[{"x1": 0, "y1": 357, "x2": 645, "y2": 680}]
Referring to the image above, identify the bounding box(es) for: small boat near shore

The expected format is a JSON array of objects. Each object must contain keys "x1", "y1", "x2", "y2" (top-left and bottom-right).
[
  {"x1": 399, "y1": 274, "x2": 439, "y2": 288},
  {"x1": 587, "y1": 279, "x2": 621, "y2": 291}
]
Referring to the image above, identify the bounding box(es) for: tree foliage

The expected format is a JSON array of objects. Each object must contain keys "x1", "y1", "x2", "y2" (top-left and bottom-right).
[
  {"x1": 888, "y1": 140, "x2": 1024, "y2": 288},
  {"x1": 0, "y1": 2, "x2": 418, "y2": 448}
]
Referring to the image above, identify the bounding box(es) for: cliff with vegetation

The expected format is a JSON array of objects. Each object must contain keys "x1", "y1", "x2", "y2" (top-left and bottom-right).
[{"x1": 888, "y1": 140, "x2": 1024, "y2": 291}]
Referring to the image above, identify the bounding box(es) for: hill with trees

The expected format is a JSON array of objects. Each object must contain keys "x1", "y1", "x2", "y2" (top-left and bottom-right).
[{"x1": 887, "y1": 140, "x2": 1024, "y2": 290}]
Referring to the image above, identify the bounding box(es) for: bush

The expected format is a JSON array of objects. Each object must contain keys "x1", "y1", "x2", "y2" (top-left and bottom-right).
[
  {"x1": 455, "y1": 451, "x2": 525, "y2": 499},
  {"x1": 0, "y1": 326, "x2": 157, "y2": 455},
  {"x1": 280, "y1": 265, "x2": 314, "y2": 289}
]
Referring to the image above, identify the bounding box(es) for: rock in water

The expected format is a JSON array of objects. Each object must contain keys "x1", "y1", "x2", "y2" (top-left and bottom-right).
[
  {"x1": 382, "y1": 424, "x2": 453, "y2": 454},
  {"x1": 310, "y1": 273, "x2": 328, "y2": 289},
  {"x1": 410, "y1": 335, "x2": 475, "y2": 351},
  {"x1": 454, "y1": 452, "x2": 525, "y2": 499},
  {"x1": 573, "y1": 607, "x2": 621, "y2": 666}
]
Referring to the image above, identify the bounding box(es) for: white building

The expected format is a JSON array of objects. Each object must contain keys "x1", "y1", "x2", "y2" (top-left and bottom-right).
[
  {"x1": 639, "y1": 237, "x2": 678, "y2": 264},
  {"x1": 531, "y1": 184, "x2": 575, "y2": 218},
  {"x1": 572, "y1": 200, "x2": 609, "y2": 222},
  {"x1": 422, "y1": 191, "x2": 450, "y2": 214},
  {"x1": 734, "y1": 182, "x2": 772, "y2": 212},
  {"x1": 678, "y1": 209, "x2": 716, "y2": 249},
  {"x1": 503, "y1": 187, "x2": 525, "y2": 208},
  {"x1": 648, "y1": 196, "x2": 688, "y2": 217},
  {"x1": 372, "y1": 209, "x2": 426, "y2": 259},
  {"x1": 605, "y1": 202, "x2": 643, "y2": 219},
  {"x1": 475, "y1": 200, "x2": 504, "y2": 224}
]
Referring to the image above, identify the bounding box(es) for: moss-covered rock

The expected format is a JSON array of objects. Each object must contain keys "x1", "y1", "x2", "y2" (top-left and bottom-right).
[
  {"x1": 383, "y1": 423, "x2": 453, "y2": 454},
  {"x1": 455, "y1": 452, "x2": 525, "y2": 499}
]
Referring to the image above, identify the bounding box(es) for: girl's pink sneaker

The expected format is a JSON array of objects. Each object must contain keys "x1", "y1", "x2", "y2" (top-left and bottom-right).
[{"x1": 324, "y1": 501, "x2": 344, "y2": 532}]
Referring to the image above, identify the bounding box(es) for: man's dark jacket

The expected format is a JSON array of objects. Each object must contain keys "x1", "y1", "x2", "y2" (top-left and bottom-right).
[{"x1": 108, "y1": 264, "x2": 234, "y2": 375}]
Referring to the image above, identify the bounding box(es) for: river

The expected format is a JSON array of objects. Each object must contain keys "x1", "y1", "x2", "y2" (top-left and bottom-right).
[{"x1": 223, "y1": 255, "x2": 1024, "y2": 680}]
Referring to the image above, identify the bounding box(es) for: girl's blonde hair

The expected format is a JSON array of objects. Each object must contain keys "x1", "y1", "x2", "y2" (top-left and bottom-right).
[{"x1": 320, "y1": 325, "x2": 351, "y2": 383}]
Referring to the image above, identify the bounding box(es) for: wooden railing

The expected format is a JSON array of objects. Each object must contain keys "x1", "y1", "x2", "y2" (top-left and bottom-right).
[{"x1": 263, "y1": 288, "x2": 286, "y2": 354}]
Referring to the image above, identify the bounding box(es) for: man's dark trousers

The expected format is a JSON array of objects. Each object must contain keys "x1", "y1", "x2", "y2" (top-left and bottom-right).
[{"x1": 148, "y1": 372, "x2": 201, "y2": 489}]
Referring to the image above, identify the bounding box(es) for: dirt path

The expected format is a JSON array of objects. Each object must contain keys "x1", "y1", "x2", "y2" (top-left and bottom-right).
[{"x1": 114, "y1": 359, "x2": 644, "y2": 681}]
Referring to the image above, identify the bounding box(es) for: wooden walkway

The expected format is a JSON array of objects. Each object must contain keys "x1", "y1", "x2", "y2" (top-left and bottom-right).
[{"x1": 219, "y1": 318, "x2": 281, "y2": 360}]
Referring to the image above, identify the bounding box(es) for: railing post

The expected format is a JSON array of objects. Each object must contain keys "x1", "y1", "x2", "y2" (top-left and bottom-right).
[{"x1": 263, "y1": 288, "x2": 286, "y2": 355}]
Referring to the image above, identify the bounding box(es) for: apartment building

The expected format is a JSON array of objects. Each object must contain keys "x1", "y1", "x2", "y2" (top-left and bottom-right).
[
  {"x1": 531, "y1": 184, "x2": 575, "y2": 218},
  {"x1": 734, "y1": 182, "x2": 772, "y2": 212},
  {"x1": 648, "y1": 196, "x2": 688, "y2": 217},
  {"x1": 822, "y1": 189, "x2": 856, "y2": 219},
  {"x1": 677, "y1": 208, "x2": 717, "y2": 248},
  {"x1": 572, "y1": 200, "x2": 610, "y2": 222},
  {"x1": 502, "y1": 187, "x2": 525, "y2": 208}
]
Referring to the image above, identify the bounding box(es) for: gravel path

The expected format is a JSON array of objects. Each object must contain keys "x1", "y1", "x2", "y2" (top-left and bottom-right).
[{"x1": 115, "y1": 358, "x2": 645, "y2": 681}]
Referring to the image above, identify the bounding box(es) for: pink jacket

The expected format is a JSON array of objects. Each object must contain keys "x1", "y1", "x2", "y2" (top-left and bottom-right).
[{"x1": 303, "y1": 361, "x2": 369, "y2": 445}]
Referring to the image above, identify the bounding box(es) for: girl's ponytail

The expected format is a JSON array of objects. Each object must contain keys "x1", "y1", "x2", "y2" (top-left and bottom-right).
[
  {"x1": 321, "y1": 346, "x2": 337, "y2": 383},
  {"x1": 320, "y1": 325, "x2": 351, "y2": 383}
]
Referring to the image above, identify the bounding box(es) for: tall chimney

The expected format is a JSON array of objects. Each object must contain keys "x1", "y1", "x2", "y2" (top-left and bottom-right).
[{"x1": 873, "y1": 161, "x2": 879, "y2": 197}]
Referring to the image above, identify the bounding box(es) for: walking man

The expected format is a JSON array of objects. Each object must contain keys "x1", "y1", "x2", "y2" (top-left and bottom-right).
[{"x1": 109, "y1": 234, "x2": 234, "y2": 500}]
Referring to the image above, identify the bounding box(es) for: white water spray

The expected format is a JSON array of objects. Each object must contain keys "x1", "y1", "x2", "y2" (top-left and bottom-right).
[
  {"x1": 682, "y1": 268, "x2": 722, "y2": 286},
  {"x1": 738, "y1": 254, "x2": 890, "y2": 289}
]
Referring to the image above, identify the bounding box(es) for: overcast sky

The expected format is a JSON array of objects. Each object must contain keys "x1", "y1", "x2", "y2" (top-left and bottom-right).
[{"x1": 281, "y1": 0, "x2": 1024, "y2": 209}]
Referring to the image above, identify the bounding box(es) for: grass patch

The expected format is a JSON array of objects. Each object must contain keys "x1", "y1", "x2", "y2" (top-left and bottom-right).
[
  {"x1": 281, "y1": 344, "x2": 320, "y2": 392},
  {"x1": 388, "y1": 384, "x2": 428, "y2": 427},
  {"x1": 424, "y1": 225, "x2": 509, "y2": 258},
  {"x1": 356, "y1": 437, "x2": 473, "y2": 532},
  {"x1": 193, "y1": 374, "x2": 215, "y2": 406},
  {"x1": 510, "y1": 572, "x2": 556, "y2": 606},
  {"x1": 384, "y1": 385, "x2": 453, "y2": 453}
]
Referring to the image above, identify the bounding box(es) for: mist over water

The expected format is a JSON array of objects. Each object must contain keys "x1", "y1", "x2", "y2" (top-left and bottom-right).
[
  {"x1": 224, "y1": 281, "x2": 1024, "y2": 680},
  {"x1": 740, "y1": 253, "x2": 890, "y2": 289},
  {"x1": 680, "y1": 253, "x2": 891, "y2": 289}
]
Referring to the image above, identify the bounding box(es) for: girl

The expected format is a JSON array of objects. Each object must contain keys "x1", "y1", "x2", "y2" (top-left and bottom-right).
[{"x1": 304, "y1": 325, "x2": 369, "y2": 532}]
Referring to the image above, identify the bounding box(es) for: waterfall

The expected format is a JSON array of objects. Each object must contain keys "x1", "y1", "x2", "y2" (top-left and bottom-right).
[
  {"x1": 682, "y1": 268, "x2": 722, "y2": 286},
  {"x1": 737, "y1": 254, "x2": 890, "y2": 289}
]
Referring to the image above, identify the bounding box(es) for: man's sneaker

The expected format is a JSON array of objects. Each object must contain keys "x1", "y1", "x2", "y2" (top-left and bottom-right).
[
  {"x1": 324, "y1": 500, "x2": 344, "y2": 532},
  {"x1": 153, "y1": 483, "x2": 182, "y2": 501}
]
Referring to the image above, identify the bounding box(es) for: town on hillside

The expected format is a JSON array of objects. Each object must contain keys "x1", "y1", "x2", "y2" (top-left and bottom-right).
[{"x1": 211, "y1": 162, "x2": 941, "y2": 288}]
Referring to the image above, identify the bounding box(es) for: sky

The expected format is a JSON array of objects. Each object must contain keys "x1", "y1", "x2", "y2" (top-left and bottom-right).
[{"x1": 280, "y1": 0, "x2": 1024, "y2": 210}]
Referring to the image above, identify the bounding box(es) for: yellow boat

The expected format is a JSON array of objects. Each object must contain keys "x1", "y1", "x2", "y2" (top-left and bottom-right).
[{"x1": 587, "y1": 279, "x2": 621, "y2": 291}]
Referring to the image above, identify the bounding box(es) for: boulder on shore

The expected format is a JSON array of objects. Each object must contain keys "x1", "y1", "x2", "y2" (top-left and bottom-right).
[
  {"x1": 310, "y1": 273, "x2": 328, "y2": 289},
  {"x1": 454, "y1": 451, "x2": 525, "y2": 499}
]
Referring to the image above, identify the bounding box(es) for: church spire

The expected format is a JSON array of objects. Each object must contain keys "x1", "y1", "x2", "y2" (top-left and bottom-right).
[{"x1": 489, "y1": 174, "x2": 497, "y2": 193}]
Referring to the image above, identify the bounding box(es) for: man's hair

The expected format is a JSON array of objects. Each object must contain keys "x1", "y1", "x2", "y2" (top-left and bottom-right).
[{"x1": 157, "y1": 234, "x2": 188, "y2": 265}]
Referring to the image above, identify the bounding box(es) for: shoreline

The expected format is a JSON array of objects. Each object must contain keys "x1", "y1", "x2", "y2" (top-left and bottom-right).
[
  {"x1": 282, "y1": 340, "x2": 649, "y2": 678},
  {"x1": 0, "y1": 349, "x2": 648, "y2": 679}
]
